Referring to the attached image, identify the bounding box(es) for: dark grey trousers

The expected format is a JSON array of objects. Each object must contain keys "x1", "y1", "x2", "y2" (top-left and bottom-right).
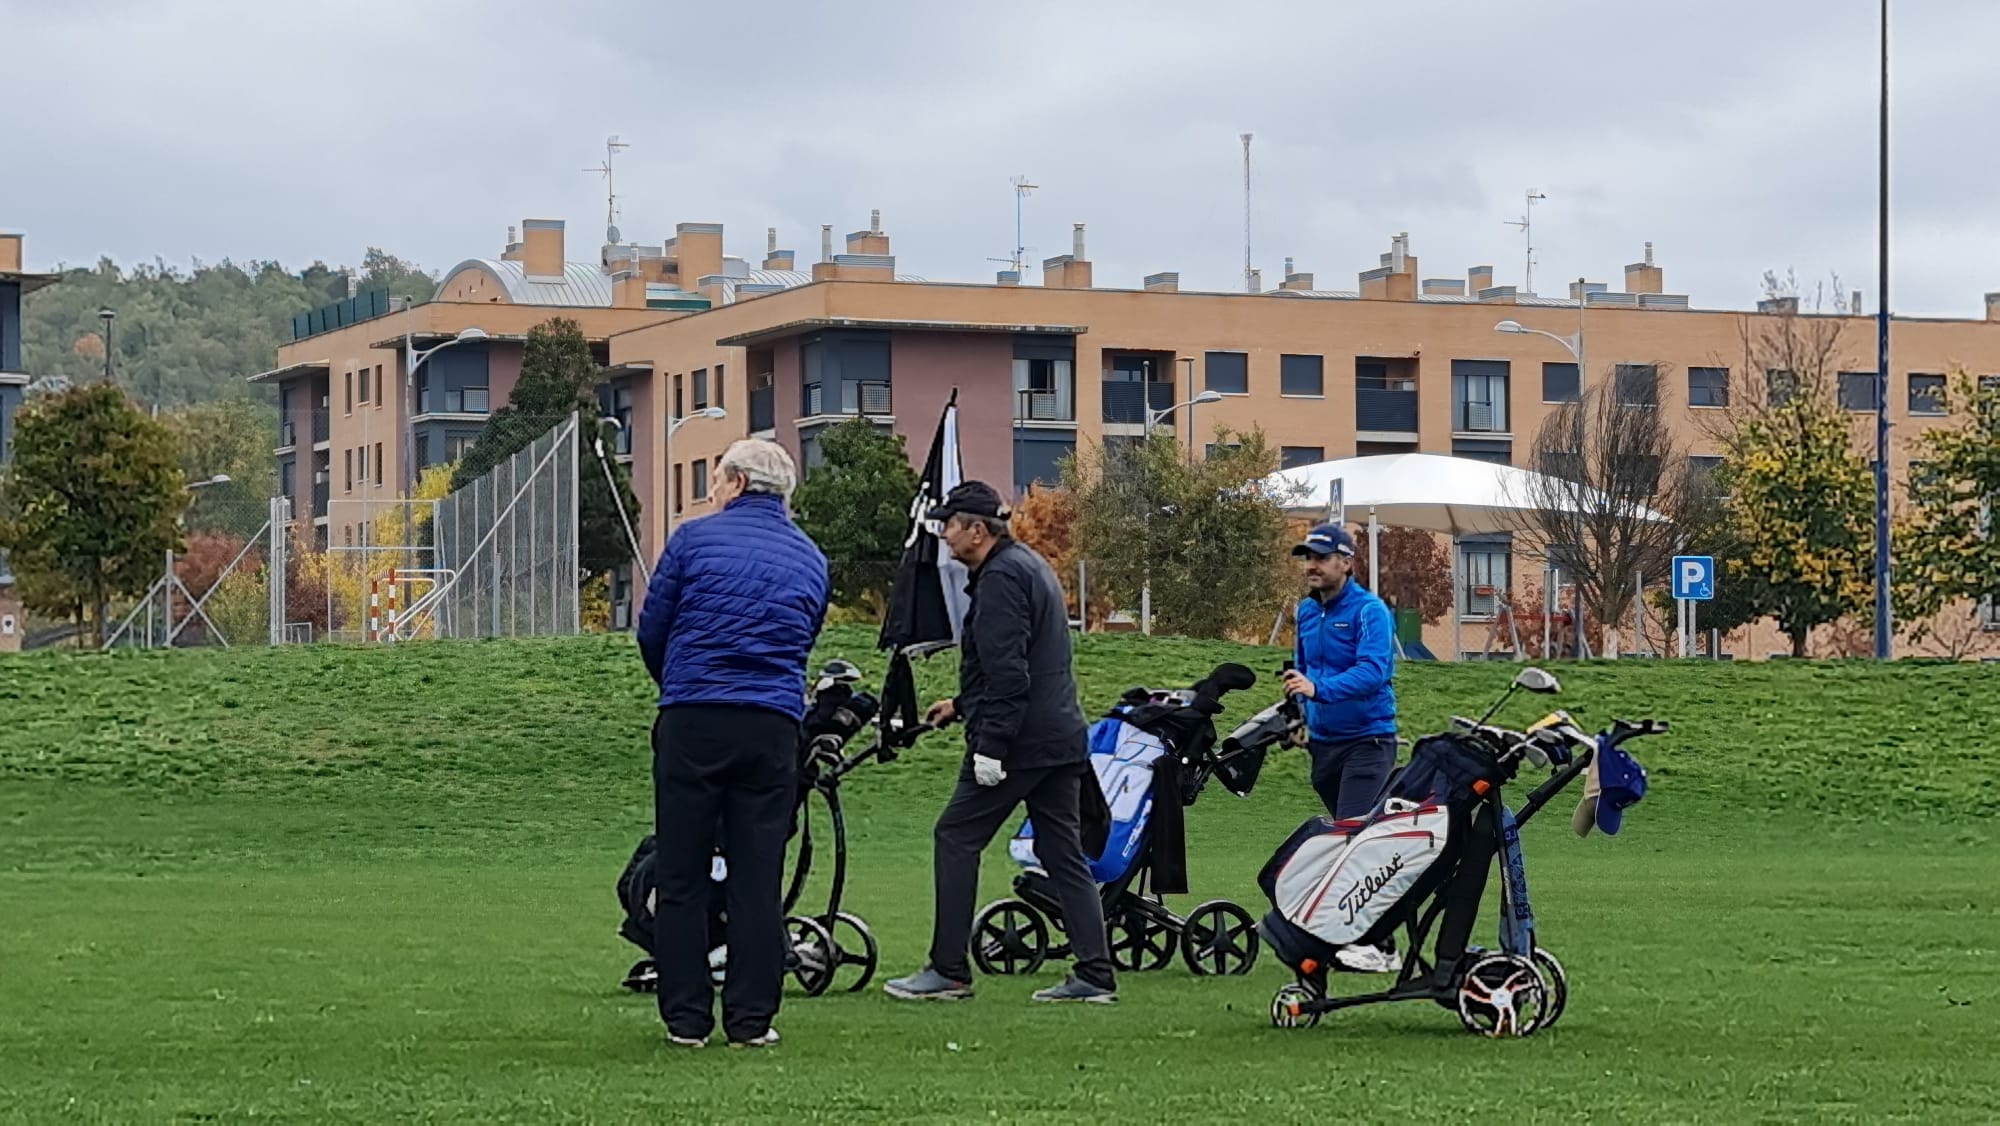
[
  {"x1": 1308, "y1": 735, "x2": 1398, "y2": 820},
  {"x1": 929, "y1": 758, "x2": 1115, "y2": 990}
]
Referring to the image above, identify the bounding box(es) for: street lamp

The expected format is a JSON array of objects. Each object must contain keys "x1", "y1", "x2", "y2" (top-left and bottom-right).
[
  {"x1": 402, "y1": 326, "x2": 490, "y2": 493},
  {"x1": 97, "y1": 308, "x2": 116, "y2": 384},
  {"x1": 1497, "y1": 292, "x2": 1591, "y2": 660},
  {"x1": 666, "y1": 406, "x2": 730, "y2": 539},
  {"x1": 1133, "y1": 390, "x2": 1219, "y2": 635}
]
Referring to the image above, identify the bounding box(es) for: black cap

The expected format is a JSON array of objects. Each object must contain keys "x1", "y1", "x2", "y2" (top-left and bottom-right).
[{"x1": 925, "y1": 480, "x2": 1011, "y2": 523}]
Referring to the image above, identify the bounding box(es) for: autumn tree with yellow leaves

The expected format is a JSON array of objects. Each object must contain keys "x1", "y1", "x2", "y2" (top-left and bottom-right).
[{"x1": 1892, "y1": 372, "x2": 2000, "y2": 652}]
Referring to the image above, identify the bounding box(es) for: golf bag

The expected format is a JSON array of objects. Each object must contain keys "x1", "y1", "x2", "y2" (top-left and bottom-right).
[
  {"x1": 1258, "y1": 732, "x2": 1505, "y2": 976},
  {"x1": 615, "y1": 677, "x2": 881, "y2": 970}
]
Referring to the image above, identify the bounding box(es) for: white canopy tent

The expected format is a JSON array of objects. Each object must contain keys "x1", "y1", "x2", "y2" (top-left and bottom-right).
[{"x1": 1261, "y1": 453, "x2": 1669, "y2": 659}]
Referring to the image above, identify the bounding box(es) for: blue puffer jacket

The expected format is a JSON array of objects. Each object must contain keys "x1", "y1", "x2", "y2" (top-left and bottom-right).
[
  {"x1": 636, "y1": 492, "x2": 830, "y2": 720},
  {"x1": 1295, "y1": 579, "x2": 1398, "y2": 742}
]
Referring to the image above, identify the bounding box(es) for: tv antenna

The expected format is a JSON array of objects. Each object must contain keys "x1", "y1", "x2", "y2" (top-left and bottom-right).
[
  {"x1": 585, "y1": 135, "x2": 631, "y2": 242},
  {"x1": 1505, "y1": 189, "x2": 1546, "y2": 294},
  {"x1": 986, "y1": 175, "x2": 1038, "y2": 275}
]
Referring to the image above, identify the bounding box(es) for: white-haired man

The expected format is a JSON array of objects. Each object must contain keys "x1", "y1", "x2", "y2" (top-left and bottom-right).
[{"x1": 637, "y1": 438, "x2": 830, "y2": 1049}]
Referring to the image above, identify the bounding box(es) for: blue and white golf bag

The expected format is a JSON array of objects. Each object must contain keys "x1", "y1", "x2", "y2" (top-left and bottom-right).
[{"x1": 1009, "y1": 713, "x2": 1165, "y2": 884}]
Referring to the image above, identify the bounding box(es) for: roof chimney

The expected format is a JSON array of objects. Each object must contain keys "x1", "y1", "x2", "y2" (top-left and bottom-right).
[
  {"x1": 1143, "y1": 271, "x2": 1180, "y2": 293},
  {"x1": 1284, "y1": 256, "x2": 1294, "y2": 276},
  {"x1": 1625, "y1": 243, "x2": 1664, "y2": 295},
  {"x1": 870, "y1": 209, "x2": 882, "y2": 234},
  {"x1": 768, "y1": 227, "x2": 777, "y2": 253},
  {"x1": 821, "y1": 225, "x2": 833, "y2": 263},
  {"x1": 1851, "y1": 290, "x2": 1864, "y2": 315},
  {"x1": 520, "y1": 218, "x2": 565, "y2": 280},
  {"x1": 1248, "y1": 268, "x2": 1263, "y2": 293},
  {"x1": 1073, "y1": 223, "x2": 1086, "y2": 259},
  {"x1": 1645, "y1": 241, "x2": 1655, "y2": 267},
  {"x1": 1986, "y1": 292, "x2": 2000, "y2": 323}
]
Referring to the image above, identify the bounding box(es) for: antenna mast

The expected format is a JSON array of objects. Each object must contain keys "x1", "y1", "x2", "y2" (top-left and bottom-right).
[
  {"x1": 986, "y1": 175, "x2": 1038, "y2": 277},
  {"x1": 1242, "y1": 133, "x2": 1255, "y2": 293},
  {"x1": 584, "y1": 135, "x2": 631, "y2": 241},
  {"x1": 1505, "y1": 189, "x2": 1546, "y2": 294}
]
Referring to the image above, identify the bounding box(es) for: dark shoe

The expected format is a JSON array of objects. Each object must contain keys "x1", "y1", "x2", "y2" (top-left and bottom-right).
[
  {"x1": 884, "y1": 965, "x2": 974, "y2": 1001},
  {"x1": 1032, "y1": 975, "x2": 1117, "y2": 1004}
]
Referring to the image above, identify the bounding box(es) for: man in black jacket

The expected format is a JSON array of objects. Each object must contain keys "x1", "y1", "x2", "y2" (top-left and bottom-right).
[{"x1": 884, "y1": 481, "x2": 1117, "y2": 1004}]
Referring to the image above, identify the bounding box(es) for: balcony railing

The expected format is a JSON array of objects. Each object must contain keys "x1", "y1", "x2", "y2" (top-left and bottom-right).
[
  {"x1": 1102, "y1": 381, "x2": 1176, "y2": 424},
  {"x1": 278, "y1": 421, "x2": 297, "y2": 449},
  {"x1": 312, "y1": 479, "x2": 329, "y2": 517},
  {"x1": 802, "y1": 379, "x2": 892, "y2": 418},
  {"x1": 311, "y1": 410, "x2": 330, "y2": 445},
  {"x1": 1356, "y1": 386, "x2": 1418, "y2": 432},
  {"x1": 1016, "y1": 387, "x2": 1076, "y2": 423},
  {"x1": 750, "y1": 383, "x2": 775, "y2": 432}
]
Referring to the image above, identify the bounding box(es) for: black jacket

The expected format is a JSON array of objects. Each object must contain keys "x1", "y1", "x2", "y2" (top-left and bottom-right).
[{"x1": 952, "y1": 538, "x2": 1089, "y2": 771}]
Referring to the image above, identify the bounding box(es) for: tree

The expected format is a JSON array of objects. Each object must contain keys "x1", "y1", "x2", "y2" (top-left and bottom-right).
[
  {"x1": 1702, "y1": 277, "x2": 1877, "y2": 657},
  {"x1": 165, "y1": 399, "x2": 281, "y2": 532},
  {"x1": 1351, "y1": 527, "x2": 1454, "y2": 624},
  {"x1": 0, "y1": 383, "x2": 187, "y2": 647},
  {"x1": 1510, "y1": 366, "x2": 1700, "y2": 658},
  {"x1": 1012, "y1": 483, "x2": 1114, "y2": 628},
  {"x1": 1063, "y1": 428, "x2": 1293, "y2": 640},
  {"x1": 790, "y1": 417, "x2": 920, "y2": 612},
  {"x1": 1893, "y1": 371, "x2": 2000, "y2": 651},
  {"x1": 450, "y1": 317, "x2": 641, "y2": 580}
]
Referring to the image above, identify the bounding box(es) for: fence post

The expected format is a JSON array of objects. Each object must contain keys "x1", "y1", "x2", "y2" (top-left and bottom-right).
[{"x1": 569, "y1": 413, "x2": 581, "y2": 635}]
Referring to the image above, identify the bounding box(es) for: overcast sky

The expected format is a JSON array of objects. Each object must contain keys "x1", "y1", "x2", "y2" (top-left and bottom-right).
[{"x1": 5, "y1": 0, "x2": 1995, "y2": 316}]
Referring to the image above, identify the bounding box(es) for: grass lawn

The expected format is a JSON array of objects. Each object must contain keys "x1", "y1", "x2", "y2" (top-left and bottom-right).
[{"x1": 3, "y1": 626, "x2": 1997, "y2": 1123}]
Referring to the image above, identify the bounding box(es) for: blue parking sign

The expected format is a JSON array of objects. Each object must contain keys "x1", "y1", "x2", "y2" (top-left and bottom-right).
[{"x1": 1672, "y1": 556, "x2": 1716, "y2": 601}]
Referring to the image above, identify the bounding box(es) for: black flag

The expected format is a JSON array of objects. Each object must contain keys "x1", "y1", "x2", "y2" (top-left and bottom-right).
[{"x1": 878, "y1": 389, "x2": 967, "y2": 653}]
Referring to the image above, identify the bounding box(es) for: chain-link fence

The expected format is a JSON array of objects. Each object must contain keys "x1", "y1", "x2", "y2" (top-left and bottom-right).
[
  {"x1": 104, "y1": 487, "x2": 289, "y2": 650},
  {"x1": 431, "y1": 413, "x2": 581, "y2": 640}
]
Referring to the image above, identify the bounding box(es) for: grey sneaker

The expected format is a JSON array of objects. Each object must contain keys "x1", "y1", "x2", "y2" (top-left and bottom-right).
[
  {"x1": 1032, "y1": 975, "x2": 1117, "y2": 1004},
  {"x1": 884, "y1": 966, "x2": 974, "y2": 1001}
]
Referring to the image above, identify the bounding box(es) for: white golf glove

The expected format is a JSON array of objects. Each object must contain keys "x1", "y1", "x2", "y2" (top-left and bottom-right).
[{"x1": 972, "y1": 754, "x2": 1008, "y2": 787}]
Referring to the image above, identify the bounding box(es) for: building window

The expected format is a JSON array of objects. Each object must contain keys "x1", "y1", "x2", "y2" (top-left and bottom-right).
[
  {"x1": 358, "y1": 366, "x2": 371, "y2": 404},
  {"x1": 447, "y1": 434, "x2": 475, "y2": 462},
  {"x1": 691, "y1": 458, "x2": 710, "y2": 502},
  {"x1": 344, "y1": 371, "x2": 353, "y2": 414},
  {"x1": 1279, "y1": 354, "x2": 1323, "y2": 397},
  {"x1": 1839, "y1": 372, "x2": 1880, "y2": 412},
  {"x1": 459, "y1": 386, "x2": 490, "y2": 414},
  {"x1": 673, "y1": 463, "x2": 684, "y2": 515},
  {"x1": 1206, "y1": 351, "x2": 1249, "y2": 395},
  {"x1": 414, "y1": 433, "x2": 430, "y2": 469},
  {"x1": 1014, "y1": 358, "x2": 1076, "y2": 421},
  {"x1": 344, "y1": 448, "x2": 353, "y2": 492},
  {"x1": 1459, "y1": 539, "x2": 1511, "y2": 620},
  {"x1": 1688, "y1": 367, "x2": 1730, "y2": 408},
  {"x1": 1452, "y1": 360, "x2": 1509, "y2": 433},
  {"x1": 692, "y1": 368, "x2": 709, "y2": 411},
  {"x1": 1908, "y1": 373, "x2": 1946, "y2": 415},
  {"x1": 358, "y1": 444, "x2": 369, "y2": 485},
  {"x1": 1767, "y1": 369, "x2": 1797, "y2": 407},
  {"x1": 1280, "y1": 445, "x2": 1324, "y2": 470},
  {"x1": 343, "y1": 525, "x2": 353, "y2": 547},
  {"x1": 1615, "y1": 363, "x2": 1659, "y2": 406},
  {"x1": 715, "y1": 363, "x2": 726, "y2": 410},
  {"x1": 1542, "y1": 362, "x2": 1580, "y2": 403},
  {"x1": 374, "y1": 365, "x2": 384, "y2": 408},
  {"x1": 374, "y1": 442, "x2": 384, "y2": 486},
  {"x1": 1690, "y1": 455, "x2": 1726, "y2": 497},
  {"x1": 674, "y1": 374, "x2": 685, "y2": 421},
  {"x1": 801, "y1": 331, "x2": 893, "y2": 417},
  {"x1": 612, "y1": 387, "x2": 634, "y2": 454}
]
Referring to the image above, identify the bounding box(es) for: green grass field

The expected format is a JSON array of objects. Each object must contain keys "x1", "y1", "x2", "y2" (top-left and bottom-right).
[{"x1": 3, "y1": 628, "x2": 1998, "y2": 1123}]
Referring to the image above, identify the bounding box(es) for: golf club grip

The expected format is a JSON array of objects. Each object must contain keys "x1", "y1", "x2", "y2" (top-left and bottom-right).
[{"x1": 1514, "y1": 746, "x2": 1593, "y2": 827}]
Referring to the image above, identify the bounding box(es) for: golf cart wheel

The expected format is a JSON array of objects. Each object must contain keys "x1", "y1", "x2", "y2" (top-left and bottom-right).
[
  {"x1": 830, "y1": 911, "x2": 881, "y2": 993},
  {"x1": 1455, "y1": 952, "x2": 1550, "y2": 1038},
  {"x1": 784, "y1": 915, "x2": 838, "y2": 998},
  {"x1": 1181, "y1": 899, "x2": 1261, "y2": 977},
  {"x1": 972, "y1": 898, "x2": 1048, "y2": 976},
  {"x1": 1270, "y1": 979, "x2": 1323, "y2": 1029},
  {"x1": 1107, "y1": 900, "x2": 1177, "y2": 973},
  {"x1": 622, "y1": 958, "x2": 657, "y2": 994},
  {"x1": 1531, "y1": 946, "x2": 1570, "y2": 1030}
]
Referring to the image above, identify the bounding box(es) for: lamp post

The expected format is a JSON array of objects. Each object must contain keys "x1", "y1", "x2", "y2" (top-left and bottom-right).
[
  {"x1": 1497, "y1": 294, "x2": 1590, "y2": 659},
  {"x1": 159, "y1": 474, "x2": 232, "y2": 647},
  {"x1": 1137, "y1": 389, "x2": 1222, "y2": 634},
  {"x1": 1873, "y1": 0, "x2": 1893, "y2": 659},
  {"x1": 97, "y1": 308, "x2": 115, "y2": 384},
  {"x1": 402, "y1": 326, "x2": 490, "y2": 493},
  {"x1": 666, "y1": 406, "x2": 729, "y2": 539}
]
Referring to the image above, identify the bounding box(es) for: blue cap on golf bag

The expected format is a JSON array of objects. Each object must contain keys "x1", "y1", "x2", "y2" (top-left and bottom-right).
[{"x1": 1594, "y1": 745, "x2": 1649, "y2": 835}]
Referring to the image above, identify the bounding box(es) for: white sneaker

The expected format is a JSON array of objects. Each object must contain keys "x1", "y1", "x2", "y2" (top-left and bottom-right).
[
  {"x1": 1334, "y1": 944, "x2": 1402, "y2": 974},
  {"x1": 668, "y1": 1033, "x2": 707, "y2": 1048},
  {"x1": 730, "y1": 1028, "x2": 780, "y2": 1048}
]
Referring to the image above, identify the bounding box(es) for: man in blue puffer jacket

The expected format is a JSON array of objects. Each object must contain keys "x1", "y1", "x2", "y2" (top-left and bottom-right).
[
  {"x1": 1280, "y1": 521, "x2": 1402, "y2": 974},
  {"x1": 637, "y1": 437, "x2": 829, "y2": 1049},
  {"x1": 1281, "y1": 522, "x2": 1399, "y2": 818}
]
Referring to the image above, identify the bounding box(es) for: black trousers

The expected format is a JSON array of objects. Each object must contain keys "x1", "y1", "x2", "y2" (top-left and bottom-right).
[
  {"x1": 651, "y1": 704, "x2": 798, "y2": 1041},
  {"x1": 1308, "y1": 735, "x2": 1398, "y2": 820},
  {"x1": 930, "y1": 759, "x2": 1115, "y2": 990}
]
